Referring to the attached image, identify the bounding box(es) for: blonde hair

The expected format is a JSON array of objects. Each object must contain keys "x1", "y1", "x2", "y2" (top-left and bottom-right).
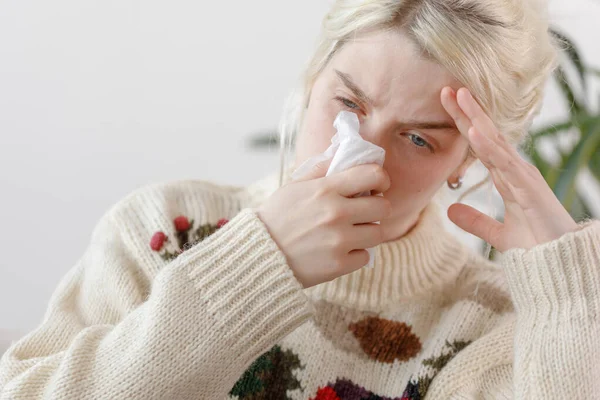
[{"x1": 278, "y1": 0, "x2": 559, "y2": 188}]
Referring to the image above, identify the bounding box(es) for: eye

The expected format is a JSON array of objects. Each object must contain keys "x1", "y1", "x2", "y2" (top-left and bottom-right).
[
  {"x1": 409, "y1": 134, "x2": 427, "y2": 147},
  {"x1": 407, "y1": 133, "x2": 434, "y2": 152},
  {"x1": 335, "y1": 96, "x2": 361, "y2": 111}
]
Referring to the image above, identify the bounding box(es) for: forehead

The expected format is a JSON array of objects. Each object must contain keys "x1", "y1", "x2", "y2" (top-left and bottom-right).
[{"x1": 328, "y1": 29, "x2": 461, "y2": 114}]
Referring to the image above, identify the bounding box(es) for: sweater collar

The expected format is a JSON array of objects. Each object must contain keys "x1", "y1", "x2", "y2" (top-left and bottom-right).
[
  {"x1": 243, "y1": 170, "x2": 469, "y2": 312},
  {"x1": 304, "y1": 202, "x2": 469, "y2": 311}
]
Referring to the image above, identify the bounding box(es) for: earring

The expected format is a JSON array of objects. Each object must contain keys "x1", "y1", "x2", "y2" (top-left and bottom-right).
[{"x1": 447, "y1": 177, "x2": 463, "y2": 190}]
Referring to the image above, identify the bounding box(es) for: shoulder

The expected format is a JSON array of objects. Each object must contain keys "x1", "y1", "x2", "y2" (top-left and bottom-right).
[
  {"x1": 110, "y1": 178, "x2": 246, "y2": 216},
  {"x1": 107, "y1": 178, "x2": 248, "y2": 225},
  {"x1": 99, "y1": 178, "x2": 252, "y2": 272}
]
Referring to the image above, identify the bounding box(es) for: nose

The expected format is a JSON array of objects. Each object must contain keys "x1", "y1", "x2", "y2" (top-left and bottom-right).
[{"x1": 358, "y1": 123, "x2": 388, "y2": 149}]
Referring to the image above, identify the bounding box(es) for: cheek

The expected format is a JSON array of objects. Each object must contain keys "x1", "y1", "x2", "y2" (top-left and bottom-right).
[
  {"x1": 384, "y1": 151, "x2": 456, "y2": 196},
  {"x1": 389, "y1": 161, "x2": 442, "y2": 192}
]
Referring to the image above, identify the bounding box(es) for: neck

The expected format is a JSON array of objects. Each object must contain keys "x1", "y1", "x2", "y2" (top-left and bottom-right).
[{"x1": 380, "y1": 209, "x2": 421, "y2": 243}]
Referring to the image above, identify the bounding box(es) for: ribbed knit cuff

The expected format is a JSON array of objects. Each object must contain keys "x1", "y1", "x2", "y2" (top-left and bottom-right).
[
  {"x1": 500, "y1": 220, "x2": 600, "y2": 315},
  {"x1": 177, "y1": 208, "x2": 315, "y2": 357}
]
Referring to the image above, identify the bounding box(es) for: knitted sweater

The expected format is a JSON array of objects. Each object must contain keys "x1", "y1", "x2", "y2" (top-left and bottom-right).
[{"x1": 1, "y1": 171, "x2": 599, "y2": 400}]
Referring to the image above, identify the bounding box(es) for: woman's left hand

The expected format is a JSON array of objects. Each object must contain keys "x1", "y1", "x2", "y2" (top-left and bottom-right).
[{"x1": 440, "y1": 87, "x2": 579, "y2": 252}]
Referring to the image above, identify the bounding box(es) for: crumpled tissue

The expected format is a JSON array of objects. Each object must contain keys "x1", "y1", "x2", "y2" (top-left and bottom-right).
[{"x1": 291, "y1": 110, "x2": 386, "y2": 269}]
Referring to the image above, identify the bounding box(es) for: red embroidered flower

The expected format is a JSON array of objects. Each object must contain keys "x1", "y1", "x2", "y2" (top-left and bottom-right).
[
  {"x1": 217, "y1": 218, "x2": 229, "y2": 228},
  {"x1": 311, "y1": 387, "x2": 341, "y2": 400},
  {"x1": 174, "y1": 216, "x2": 191, "y2": 232},
  {"x1": 150, "y1": 231, "x2": 167, "y2": 251}
]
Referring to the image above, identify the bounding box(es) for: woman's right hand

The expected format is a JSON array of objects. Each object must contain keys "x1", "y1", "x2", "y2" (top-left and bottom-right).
[{"x1": 256, "y1": 162, "x2": 392, "y2": 288}]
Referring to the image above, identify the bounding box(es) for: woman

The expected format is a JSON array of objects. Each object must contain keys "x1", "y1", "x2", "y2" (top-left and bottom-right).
[{"x1": 1, "y1": 0, "x2": 599, "y2": 399}]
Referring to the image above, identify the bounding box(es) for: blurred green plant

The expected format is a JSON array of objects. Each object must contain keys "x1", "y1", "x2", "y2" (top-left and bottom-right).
[{"x1": 527, "y1": 30, "x2": 600, "y2": 222}]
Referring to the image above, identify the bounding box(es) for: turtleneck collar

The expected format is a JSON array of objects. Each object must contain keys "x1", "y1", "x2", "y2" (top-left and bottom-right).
[
  {"x1": 242, "y1": 169, "x2": 470, "y2": 312},
  {"x1": 304, "y1": 202, "x2": 469, "y2": 311}
]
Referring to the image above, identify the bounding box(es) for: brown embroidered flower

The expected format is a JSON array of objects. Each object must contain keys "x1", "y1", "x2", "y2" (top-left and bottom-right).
[{"x1": 348, "y1": 317, "x2": 422, "y2": 363}]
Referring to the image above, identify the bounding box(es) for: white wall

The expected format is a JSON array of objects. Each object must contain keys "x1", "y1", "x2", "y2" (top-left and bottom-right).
[{"x1": 1, "y1": 0, "x2": 599, "y2": 339}]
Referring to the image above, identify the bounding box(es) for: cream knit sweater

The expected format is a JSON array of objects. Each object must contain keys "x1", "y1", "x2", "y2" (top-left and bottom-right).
[{"x1": 1, "y1": 172, "x2": 599, "y2": 400}]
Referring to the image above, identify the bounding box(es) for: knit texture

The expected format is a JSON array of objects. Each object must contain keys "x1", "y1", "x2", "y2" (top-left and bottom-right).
[{"x1": 1, "y1": 172, "x2": 599, "y2": 399}]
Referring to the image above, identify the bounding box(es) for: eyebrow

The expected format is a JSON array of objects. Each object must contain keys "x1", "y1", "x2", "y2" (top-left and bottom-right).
[
  {"x1": 398, "y1": 121, "x2": 457, "y2": 132},
  {"x1": 335, "y1": 69, "x2": 375, "y2": 106},
  {"x1": 334, "y1": 69, "x2": 458, "y2": 133}
]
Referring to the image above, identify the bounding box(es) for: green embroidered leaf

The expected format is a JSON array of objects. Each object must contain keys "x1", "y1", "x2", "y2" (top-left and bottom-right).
[{"x1": 230, "y1": 345, "x2": 304, "y2": 399}]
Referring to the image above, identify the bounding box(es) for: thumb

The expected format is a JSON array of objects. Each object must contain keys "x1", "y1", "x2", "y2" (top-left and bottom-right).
[
  {"x1": 292, "y1": 158, "x2": 332, "y2": 182},
  {"x1": 447, "y1": 203, "x2": 502, "y2": 248}
]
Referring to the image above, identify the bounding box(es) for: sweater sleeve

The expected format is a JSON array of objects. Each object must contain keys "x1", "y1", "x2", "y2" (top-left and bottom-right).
[
  {"x1": 498, "y1": 219, "x2": 600, "y2": 398},
  {"x1": 432, "y1": 220, "x2": 600, "y2": 400},
  {"x1": 0, "y1": 204, "x2": 314, "y2": 399}
]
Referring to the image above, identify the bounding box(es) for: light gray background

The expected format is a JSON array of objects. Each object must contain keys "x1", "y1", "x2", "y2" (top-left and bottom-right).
[{"x1": 1, "y1": 0, "x2": 599, "y2": 347}]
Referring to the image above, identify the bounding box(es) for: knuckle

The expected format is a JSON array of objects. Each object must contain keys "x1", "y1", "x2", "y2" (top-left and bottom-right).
[
  {"x1": 471, "y1": 212, "x2": 485, "y2": 228},
  {"x1": 372, "y1": 225, "x2": 385, "y2": 243},
  {"x1": 329, "y1": 231, "x2": 346, "y2": 248},
  {"x1": 371, "y1": 166, "x2": 390, "y2": 186},
  {"x1": 372, "y1": 165, "x2": 386, "y2": 180},
  {"x1": 359, "y1": 251, "x2": 370, "y2": 267},
  {"x1": 380, "y1": 198, "x2": 393, "y2": 217},
  {"x1": 330, "y1": 255, "x2": 346, "y2": 273},
  {"x1": 313, "y1": 181, "x2": 331, "y2": 198},
  {"x1": 323, "y1": 207, "x2": 346, "y2": 224}
]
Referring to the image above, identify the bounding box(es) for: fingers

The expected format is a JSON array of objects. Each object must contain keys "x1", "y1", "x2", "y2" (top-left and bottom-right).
[
  {"x1": 331, "y1": 164, "x2": 391, "y2": 197},
  {"x1": 468, "y1": 126, "x2": 532, "y2": 191},
  {"x1": 488, "y1": 168, "x2": 515, "y2": 202},
  {"x1": 447, "y1": 203, "x2": 504, "y2": 249},
  {"x1": 440, "y1": 87, "x2": 472, "y2": 138},
  {"x1": 456, "y1": 89, "x2": 520, "y2": 157},
  {"x1": 293, "y1": 158, "x2": 332, "y2": 182},
  {"x1": 342, "y1": 195, "x2": 392, "y2": 224},
  {"x1": 344, "y1": 249, "x2": 371, "y2": 272},
  {"x1": 347, "y1": 222, "x2": 386, "y2": 250},
  {"x1": 442, "y1": 86, "x2": 535, "y2": 193},
  {"x1": 455, "y1": 88, "x2": 500, "y2": 143},
  {"x1": 442, "y1": 87, "x2": 520, "y2": 158}
]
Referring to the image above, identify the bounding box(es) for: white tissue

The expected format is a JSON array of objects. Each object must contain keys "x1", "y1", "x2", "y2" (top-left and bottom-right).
[{"x1": 291, "y1": 111, "x2": 386, "y2": 269}]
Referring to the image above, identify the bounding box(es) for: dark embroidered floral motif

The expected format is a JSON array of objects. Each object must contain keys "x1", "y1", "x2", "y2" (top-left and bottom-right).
[
  {"x1": 400, "y1": 339, "x2": 473, "y2": 399},
  {"x1": 311, "y1": 378, "x2": 403, "y2": 400},
  {"x1": 230, "y1": 345, "x2": 304, "y2": 399},
  {"x1": 149, "y1": 215, "x2": 229, "y2": 261},
  {"x1": 348, "y1": 317, "x2": 422, "y2": 363},
  {"x1": 310, "y1": 339, "x2": 473, "y2": 400}
]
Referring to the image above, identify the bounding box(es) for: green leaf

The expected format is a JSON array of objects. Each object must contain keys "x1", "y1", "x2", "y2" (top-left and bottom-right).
[
  {"x1": 531, "y1": 113, "x2": 600, "y2": 140},
  {"x1": 247, "y1": 132, "x2": 280, "y2": 149},
  {"x1": 588, "y1": 67, "x2": 600, "y2": 78},
  {"x1": 589, "y1": 144, "x2": 600, "y2": 182},
  {"x1": 530, "y1": 120, "x2": 574, "y2": 139},
  {"x1": 553, "y1": 116, "x2": 600, "y2": 209}
]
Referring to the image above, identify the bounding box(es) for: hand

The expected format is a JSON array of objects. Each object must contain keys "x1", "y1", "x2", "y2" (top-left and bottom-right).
[
  {"x1": 256, "y1": 162, "x2": 392, "y2": 288},
  {"x1": 441, "y1": 87, "x2": 579, "y2": 252}
]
